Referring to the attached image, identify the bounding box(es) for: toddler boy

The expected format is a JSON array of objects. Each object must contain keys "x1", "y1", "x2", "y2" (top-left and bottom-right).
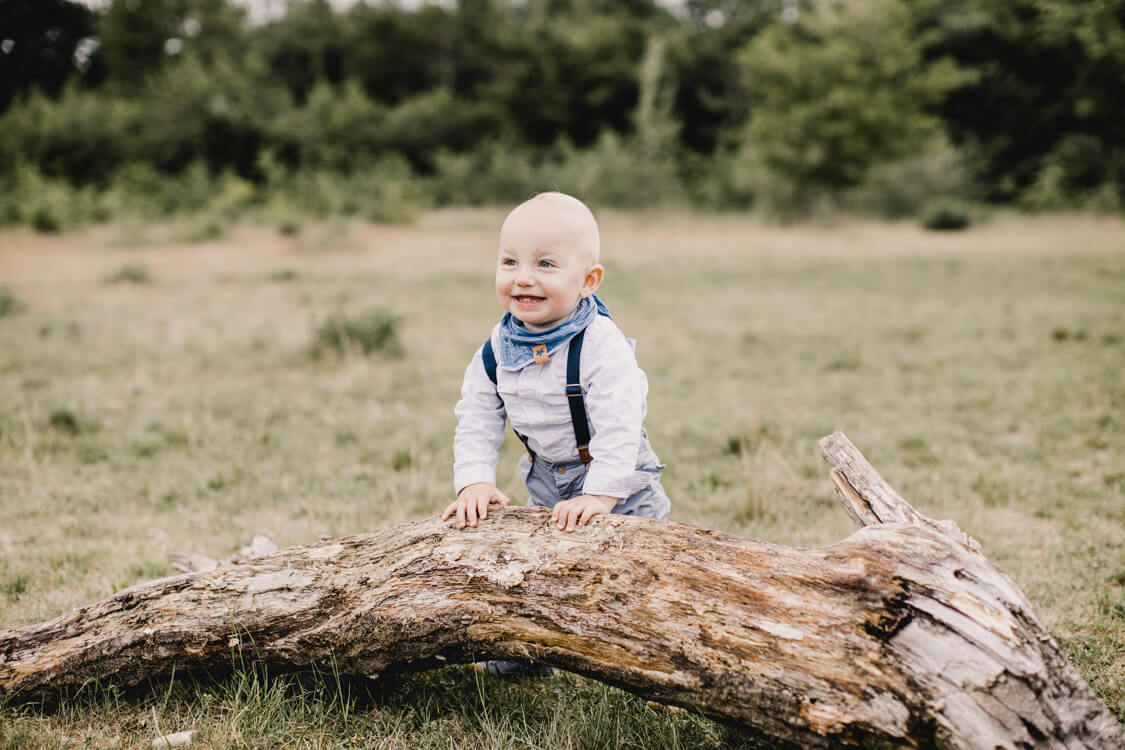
[{"x1": 443, "y1": 192, "x2": 670, "y2": 533}]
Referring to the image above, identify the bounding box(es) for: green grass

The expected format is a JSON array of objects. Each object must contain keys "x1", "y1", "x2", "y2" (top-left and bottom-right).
[
  {"x1": 311, "y1": 308, "x2": 403, "y2": 359},
  {"x1": 103, "y1": 263, "x2": 151, "y2": 285},
  {"x1": 0, "y1": 665, "x2": 757, "y2": 749},
  {"x1": 0, "y1": 211, "x2": 1122, "y2": 746},
  {"x1": 0, "y1": 285, "x2": 27, "y2": 318}
]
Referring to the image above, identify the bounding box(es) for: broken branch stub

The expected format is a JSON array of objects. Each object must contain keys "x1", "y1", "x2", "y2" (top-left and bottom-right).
[{"x1": 1, "y1": 433, "x2": 1121, "y2": 748}]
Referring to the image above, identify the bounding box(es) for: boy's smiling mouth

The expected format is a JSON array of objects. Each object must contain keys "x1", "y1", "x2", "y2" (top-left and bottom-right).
[{"x1": 513, "y1": 295, "x2": 545, "y2": 304}]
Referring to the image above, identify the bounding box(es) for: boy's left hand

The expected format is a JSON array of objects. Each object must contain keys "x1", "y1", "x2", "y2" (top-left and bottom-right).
[{"x1": 551, "y1": 494, "x2": 618, "y2": 532}]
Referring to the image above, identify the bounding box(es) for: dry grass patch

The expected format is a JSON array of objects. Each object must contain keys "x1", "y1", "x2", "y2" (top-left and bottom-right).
[{"x1": 1, "y1": 211, "x2": 1122, "y2": 744}]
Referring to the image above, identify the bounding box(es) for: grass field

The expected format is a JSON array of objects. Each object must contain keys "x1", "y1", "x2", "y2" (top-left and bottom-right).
[{"x1": 1, "y1": 211, "x2": 1123, "y2": 748}]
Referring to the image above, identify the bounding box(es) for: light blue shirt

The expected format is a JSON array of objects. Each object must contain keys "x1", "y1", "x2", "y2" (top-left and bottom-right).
[{"x1": 454, "y1": 315, "x2": 652, "y2": 499}]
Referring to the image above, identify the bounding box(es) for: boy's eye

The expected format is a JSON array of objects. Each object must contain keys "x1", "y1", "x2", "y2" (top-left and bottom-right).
[
  {"x1": 537, "y1": 259, "x2": 554, "y2": 269},
  {"x1": 501, "y1": 258, "x2": 517, "y2": 267}
]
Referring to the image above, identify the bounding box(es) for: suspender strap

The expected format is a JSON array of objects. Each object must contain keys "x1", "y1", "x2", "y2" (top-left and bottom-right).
[
  {"x1": 514, "y1": 430, "x2": 534, "y2": 459},
  {"x1": 481, "y1": 340, "x2": 498, "y2": 385},
  {"x1": 566, "y1": 331, "x2": 593, "y2": 464},
  {"x1": 481, "y1": 334, "x2": 593, "y2": 465},
  {"x1": 481, "y1": 339, "x2": 535, "y2": 462}
]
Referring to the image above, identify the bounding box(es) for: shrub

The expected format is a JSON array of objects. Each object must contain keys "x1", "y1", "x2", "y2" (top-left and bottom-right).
[
  {"x1": 360, "y1": 158, "x2": 427, "y2": 224},
  {"x1": 3, "y1": 572, "x2": 29, "y2": 602},
  {"x1": 430, "y1": 141, "x2": 552, "y2": 207},
  {"x1": 48, "y1": 408, "x2": 81, "y2": 435},
  {"x1": 134, "y1": 54, "x2": 288, "y2": 177},
  {"x1": 921, "y1": 200, "x2": 971, "y2": 231},
  {"x1": 430, "y1": 128, "x2": 693, "y2": 211},
  {"x1": 277, "y1": 219, "x2": 302, "y2": 236},
  {"x1": 375, "y1": 88, "x2": 500, "y2": 171},
  {"x1": 846, "y1": 137, "x2": 978, "y2": 219},
  {"x1": 0, "y1": 286, "x2": 27, "y2": 318},
  {"x1": 104, "y1": 264, "x2": 151, "y2": 285},
  {"x1": 269, "y1": 80, "x2": 387, "y2": 172},
  {"x1": 542, "y1": 132, "x2": 686, "y2": 209},
  {"x1": 1021, "y1": 164, "x2": 1069, "y2": 212},
  {"x1": 312, "y1": 309, "x2": 402, "y2": 358},
  {"x1": 683, "y1": 148, "x2": 757, "y2": 211},
  {"x1": 104, "y1": 162, "x2": 246, "y2": 220},
  {"x1": 0, "y1": 87, "x2": 139, "y2": 186},
  {"x1": 0, "y1": 163, "x2": 110, "y2": 231},
  {"x1": 176, "y1": 218, "x2": 226, "y2": 243},
  {"x1": 1021, "y1": 136, "x2": 1125, "y2": 213},
  {"x1": 103, "y1": 162, "x2": 182, "y2": 219},
  {"x1": 30, "y1": 206, "x2": 63, "y2": 233},
  {"x1": 270, "y1": 158, "x2": 425, "y2": 224},
  {"x1": 1049, "y1": 134, "x2": 1109, "y2": 192},
  {"x1": 205, "y1": 171, "x2": 258, "y2": 220},
  {"x1": 392, "y1": 449, "x2": 413, "y2": 471}
]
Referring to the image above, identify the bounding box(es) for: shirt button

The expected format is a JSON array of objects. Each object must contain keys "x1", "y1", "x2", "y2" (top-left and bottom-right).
[{"x1": 556, "y1": 465, "x2": 567, "y2": 474}]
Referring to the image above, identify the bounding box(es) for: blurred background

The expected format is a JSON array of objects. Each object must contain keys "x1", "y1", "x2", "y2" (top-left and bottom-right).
[{"x1": 1, "y1": 0, "x2": 1123, "y2": 229}]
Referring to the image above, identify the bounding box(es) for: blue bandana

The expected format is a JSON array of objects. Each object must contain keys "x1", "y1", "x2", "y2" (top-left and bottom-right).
[{"x1": 498, "y1": 295, "x2": 611, "y2": 372}]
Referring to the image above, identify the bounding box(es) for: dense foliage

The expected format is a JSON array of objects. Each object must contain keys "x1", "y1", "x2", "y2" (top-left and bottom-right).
[{"x1": 0, "y1": 0, "x2": 1122, "y2": 226}]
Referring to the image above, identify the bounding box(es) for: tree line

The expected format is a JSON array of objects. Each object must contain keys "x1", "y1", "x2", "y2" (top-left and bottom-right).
[{"x1": 1, "y1": 0, "x2": 1122, "y2": 226}]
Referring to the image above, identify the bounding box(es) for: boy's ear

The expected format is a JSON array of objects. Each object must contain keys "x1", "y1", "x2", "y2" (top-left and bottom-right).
[{"x1": 581, "y1": 264, "x2": 604, "y2": 296}]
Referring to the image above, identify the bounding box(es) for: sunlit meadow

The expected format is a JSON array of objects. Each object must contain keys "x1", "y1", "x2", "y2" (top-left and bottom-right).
[{"x1": 1, "y1": 211, "x2": 1122, "y2": 747}]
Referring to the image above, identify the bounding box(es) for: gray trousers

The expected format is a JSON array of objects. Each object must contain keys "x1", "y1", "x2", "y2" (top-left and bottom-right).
[{"x1": 518, "y1": 432, "x2": 671, "y2": 520}]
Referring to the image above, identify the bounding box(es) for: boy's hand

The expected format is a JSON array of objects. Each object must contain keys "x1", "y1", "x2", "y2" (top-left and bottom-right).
[
  {"x1": 552, "y1": 494, "x2": 618, "y2": 532},
  {"x1": 443, "y1": 483, "x2": 511, "y2": 529}
]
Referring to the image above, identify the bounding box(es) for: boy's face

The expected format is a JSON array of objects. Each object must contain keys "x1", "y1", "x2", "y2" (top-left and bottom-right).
[{"x1": 495, "y1": 202, "x2": 603, "y2": 332}]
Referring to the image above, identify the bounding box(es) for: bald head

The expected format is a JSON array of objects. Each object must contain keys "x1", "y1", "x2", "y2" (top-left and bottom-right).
[
  {"x1": 500, "y1": 192, "x2": 600, "y2": 265},
  {"x1": 494, "y1": 192, "x2": 606, "y2": 330}
]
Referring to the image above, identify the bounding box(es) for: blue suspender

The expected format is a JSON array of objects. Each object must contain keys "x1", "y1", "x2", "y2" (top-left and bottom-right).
[
  {"x1": 565, "y1": 331, "x2": 593, "y2": 463},
  {"x1": 481, "y1": 338, "x2": 498, "y2": 383},
  {"x1": 480, "y1": 334, "x2": 592, "y2": 464},
  {"x1": 480, "y1": 339, "x2": 534, "y2": 458}
]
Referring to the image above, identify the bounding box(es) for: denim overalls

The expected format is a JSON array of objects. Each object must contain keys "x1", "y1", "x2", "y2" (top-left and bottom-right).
[{"x1": 519, "y1": 429, "x2": 671, "y2": 520}]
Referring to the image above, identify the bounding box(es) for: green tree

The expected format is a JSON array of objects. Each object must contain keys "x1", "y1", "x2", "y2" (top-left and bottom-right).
[
  {"x1": 916, "y1": 0, "x2": 1125, "y2": 203},
  {"x1": 269, "y1": 79, "x2": 386, "y2": 172},
  {"x1": 491, "y1": 4, "x2": 663, "y2": 147},
  {"x1": 0, "y1": 0, "x2": 101, "y2": 112},
  {"x1": 376, "y1": 88, "x2": 502, "y2": 171},
  {"x1": 133, "y1": 52, "x2": 287, "y2": 176},
  {"x1": 99, "y1": 0, "x2": 246, "y2": 92},
  {"x1": 253, "y1": 0, "x2": 345, "y2": 104},
  {"x1": 0, "y1": 86, "x2": 141, "y2": 183},
  {"x1": 739, "y1": 0, "x2": 969, "y2": 196},
  {"x1": 342, "y1": 0, "x2": 506, "y2": 106},
  {"x1": 671, "y1": 0, "x2": 776, "y2": 153},
  {"x1": 1034, "y1": 0, "x2": 1125, "y2": 198},
  {"x1": 176, "y1": 0, "x2": 247, "y2": 67}
]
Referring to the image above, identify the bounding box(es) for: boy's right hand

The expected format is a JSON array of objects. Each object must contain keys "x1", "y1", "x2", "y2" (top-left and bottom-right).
[{"x1": 442, "y1": 483, "x2": 511, "y2": 529}]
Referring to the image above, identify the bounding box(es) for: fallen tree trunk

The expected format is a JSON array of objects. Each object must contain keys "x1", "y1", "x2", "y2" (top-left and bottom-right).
[{"x1": 1, "y1": 433, "x2": 1121, "y2": 748}]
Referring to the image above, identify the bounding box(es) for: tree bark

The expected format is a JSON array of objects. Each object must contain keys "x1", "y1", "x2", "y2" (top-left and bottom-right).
[{"x1": 1, "y1": 432, "x2": 1121, "y2": 748}]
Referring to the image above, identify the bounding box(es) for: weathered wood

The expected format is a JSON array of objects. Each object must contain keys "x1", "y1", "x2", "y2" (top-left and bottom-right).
[
  {"x1": 169, "y1": 533, "x2": 279, "y2": 574},
  {"x1": 1, "y1": 432, "x2": 1121, "y2": 748},
  {"x1": 819, "y1": 431, "x2": 981, "y2": 550},
  {"x1": 818, "y1": 432, "x2": 1122, "y2": 748}
]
